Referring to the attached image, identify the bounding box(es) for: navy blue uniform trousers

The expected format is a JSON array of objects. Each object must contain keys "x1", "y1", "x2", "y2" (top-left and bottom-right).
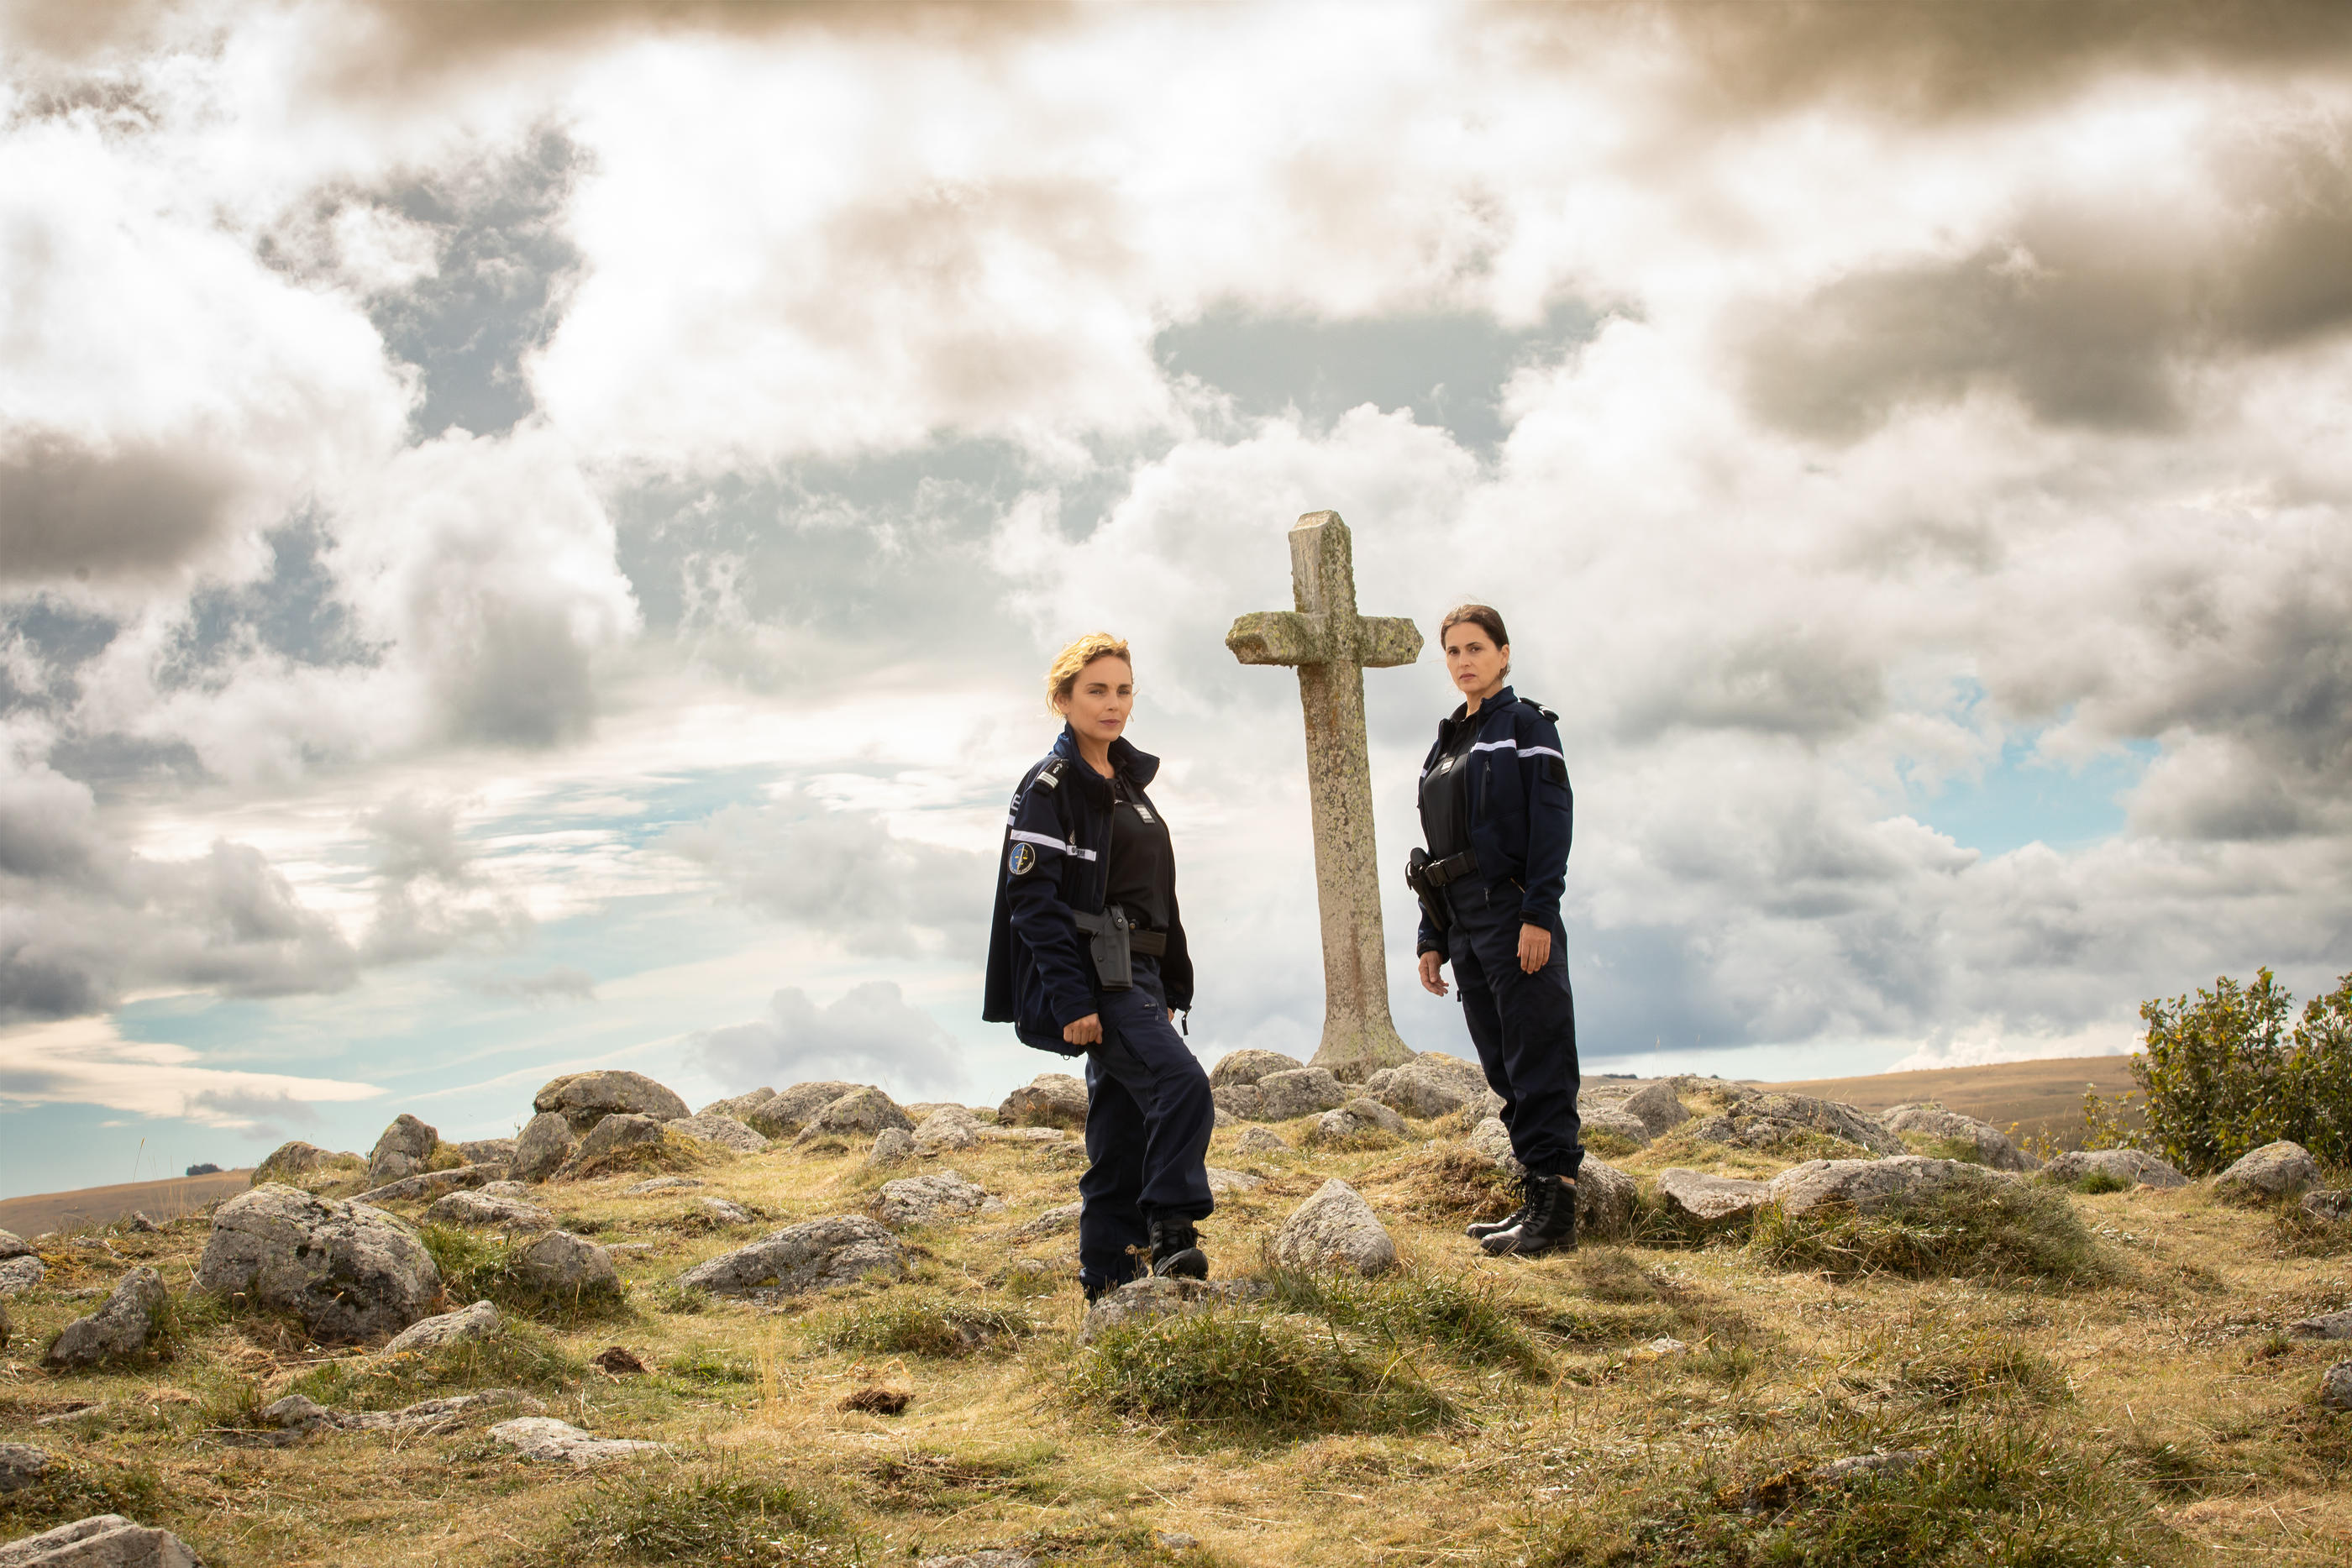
[
  {"x1": 1078, "y1": 956, "x2": 1215, "y2": 1287},
  {"x1": 1447, "y1": 877, "x2": 1584, "y2": 1180}
]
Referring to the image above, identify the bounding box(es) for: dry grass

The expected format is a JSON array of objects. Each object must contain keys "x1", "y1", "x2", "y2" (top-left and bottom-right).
[{"x1": 2, "y1": 1109, "x2": 2349, "y2": 1565}]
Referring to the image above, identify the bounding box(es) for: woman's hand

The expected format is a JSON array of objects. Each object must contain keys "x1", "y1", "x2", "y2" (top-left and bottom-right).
[
  {"x1": 1518, "y1": 924, "x2": 1551, "y2": 973},
  {"x1": 1418, "y1": 951, "x2": 1449, "y2": 997},
  {"x1": 1063, "y1": 1014, "x2": 1102, "y2": 1046}
]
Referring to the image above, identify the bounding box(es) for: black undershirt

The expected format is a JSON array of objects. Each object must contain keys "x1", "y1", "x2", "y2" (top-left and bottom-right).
[
  {"x1": 1106, "y1": 774, "x2": 1173, "y2": 931},
  {"x1": 1419, "y1": 714, "x2": 1480, "y2": 859}
]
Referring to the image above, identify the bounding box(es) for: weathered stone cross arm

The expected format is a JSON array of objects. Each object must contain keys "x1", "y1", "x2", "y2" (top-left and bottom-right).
[{"x1": 1226, "y1": 611, "x2": 1422, "y2": 669}]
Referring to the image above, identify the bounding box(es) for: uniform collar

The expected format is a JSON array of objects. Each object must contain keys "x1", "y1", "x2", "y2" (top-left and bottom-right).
[
  {"x1": 1445, "y1": 684, "x2": 1516, "y2": 728},
  {"x1": 1053, "y1": 726, "x2": 1159, "y2": 792}
]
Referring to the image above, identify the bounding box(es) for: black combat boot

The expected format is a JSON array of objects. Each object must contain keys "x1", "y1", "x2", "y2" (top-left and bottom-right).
[
  {"x1": 1466, "y1": 1195, "x2": 1531, "y2": 1241},
  {"x1": 1147, "y1": 1216, "x2": 1209, "y2": 1280},
  {"x1": 1479, "y1": 1173, "x2": 1577, "y2": 1257}
]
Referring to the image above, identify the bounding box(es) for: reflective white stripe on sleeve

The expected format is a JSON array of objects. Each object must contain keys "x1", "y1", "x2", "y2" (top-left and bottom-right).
[
  {"x1": 1516, "y1": 745, "x2": 1566, "y2": 763},
  {"x1": 1007, "y1": 828, "x2": 1099, "y2": 862},
  {"x1": 1470, "y1": 738, "x2": 1516, "y2": 753}
]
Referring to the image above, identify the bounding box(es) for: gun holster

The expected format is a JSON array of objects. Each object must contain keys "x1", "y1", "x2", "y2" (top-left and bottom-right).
[
  {"x1": 1405, "y1": 849, "x2": 1451, "y2": 937},
  {"x1": 1072, "y1": 904, "x2": 1154, "y2": 991}
]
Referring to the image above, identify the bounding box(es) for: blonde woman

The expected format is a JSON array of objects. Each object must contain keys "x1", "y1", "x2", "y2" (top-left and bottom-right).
[{"x1": 983, "y1": 633, "x2": 1213, "y2": 1299}]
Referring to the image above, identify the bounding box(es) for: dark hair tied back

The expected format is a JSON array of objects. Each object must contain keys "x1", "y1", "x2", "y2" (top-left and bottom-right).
[{"x1": 1440, "y1": 603, "x2": 1509, "y2": 648}]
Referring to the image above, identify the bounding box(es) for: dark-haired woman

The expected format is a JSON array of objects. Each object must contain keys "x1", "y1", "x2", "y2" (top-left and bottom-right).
[
  {"x1": 1413, "y1": 605, "x2": 1583, "y2": 1255},
  {"x1": 984, "y1": 632, "x2": 1215, "y2": 1299}
]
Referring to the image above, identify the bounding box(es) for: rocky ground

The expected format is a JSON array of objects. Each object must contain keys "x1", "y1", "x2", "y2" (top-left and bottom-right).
[{"x1": 0, "y1": 1060, "x2": 2347, "y2": 1567}]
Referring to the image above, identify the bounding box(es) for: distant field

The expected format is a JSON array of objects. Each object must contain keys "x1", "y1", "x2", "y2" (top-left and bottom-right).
[
  {"x1": 1754, "y1": 1053, "x2": 2141, "y2": 1150},
  {"x1": 0, "y1": 1169, "x2": 254, "y2": 1240}
]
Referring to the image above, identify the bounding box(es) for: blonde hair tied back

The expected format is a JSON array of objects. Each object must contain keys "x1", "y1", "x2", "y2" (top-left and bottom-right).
[{"x1": 1045, "y1": 632, "x2": 1133, "y2": 716}]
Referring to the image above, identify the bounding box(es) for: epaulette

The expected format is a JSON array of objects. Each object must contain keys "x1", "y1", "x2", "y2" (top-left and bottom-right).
[
  {"x1": 1518, "y1": 697, "x2": 1559, "y2": 722},
  {"x1": 1034, "y1": 759, "x2": 1066, "y2": 789}
]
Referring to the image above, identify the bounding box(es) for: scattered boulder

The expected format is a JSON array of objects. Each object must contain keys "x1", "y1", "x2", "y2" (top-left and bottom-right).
[
  {"x1": 1656, "y1": 1167, "x2": 1773, "y2": 1226},
  {"x1": 1204, "y1": 1167, "x2": 1261, "y2": 1194},
  {"x1": 2039, "y1": 1147, "x2": 2187, "y2": 1189},
  {"x1": 979, "y1": 1125, "x2": 1068, "y2": 1145},
  {"x1": 0, "y1": 1231, "x2": 27, "y2": 1261},
  {"x1": 2289, "y1": 1308, "x2": 2352, "y2": 1340},
  {"x1": 1305, "y1": 1098, "x2": 1410, "y2": 1146},
  {"x1": 490, "y1": 1416, "x2": 665, "y2": 1467},
  {"x1": 1271, "y1": 1178, "x2": 1398, "y2": 1276},
  {"x1": 1208, "y1": 1049, "x2": 1304, "y2": 1088},
  {"x1": 1769, "y1": 1156, "x2": 1997, "y2": 1218},
  {"x1": 0, "y1": 1516, "x2": 204, "y2": 1567},
  {"x1": 511, "y1": 1112, "x2": 577, "y2": 1182},
  {"x1": 699, "y1": 1088, "x2": 777, "y2": 1120},
  {"x1": 263, "y1": 1388, "x2": 539, "y2": 1436},
  {"x1": 1256, "y1": 1067, "x2": 1347, "y2": 1121},
  {"x1": 455, "y1": 1138, "x2": 517, "y2": 1168},
  {"x1": 571, "y1": 1113, "x2": 667, "y2": 1162},
  {"x1": 512, "y1": 1231, "x2": 620, "y2": 1298},
  {"x1": 1233, "y1": 1125, "x2": 1288, "y2": 1156},
  {"x1": 1881, "y1": 1102, "x2": 2040, "y2": 1172},
  {"x1": 1009, "y1": 1202, "x2": 1083, "y2": 1241},
  {"x1": 43, "y1": 1267, "x2": 166, "y2": 1369},
  {"x1": 913, "y1": 1106, "x2": 981, "y2": 1154},
  {"x1": 381, "y1": 1300, "x2": 501, "y2": 1356},
  {"x1": 2322, "y1": 1361, "x2": 2352, "y2": 1412},
  {"x1": 1579, "y1": 1104, "x2": 1651, "y2": 1144},
  {"x1": 794, "y1": 1087, "x2": 915, "y2": 1143},
  {"x1": 2213, "y1": 1141, "x2": 2323, "y2": 1204},
  {"x1": 1590, "y1": 1081, "x2": 1691, "y2": 1141},
  {"x1": 1463, "y1": 1086, "x2": 1506, "y2": 1125},
  {"x1": 0, "y1": 1257, "x2": 46, "y2": 1297},
  {"x1": 1212, "y1": 1106, "x2": 1236, "y2": 1130},
  {"x1": 624, "y1": 1176, "x2": 704, "y2": 1194},
  {"x1": 253, "y1": 1141, "x2": 365, "y2": 1188},
  {"x1": 667, "y1": 1114, "x2": 769, "y2": 1154},
  {"x1": 1683, "y1": 1093, "x2": 1903, "y2": 1156},
  {"x1": 366, "y1": 1114, "x2": 441, "y2": 1187},
  {"x1": 675, "y1": 1215, "x2": 906, "y2": 1299},
  {"x1": 2302, "y1": 1189, "x2": 2352, "y2": 1222},
  {"x1": 869, "y1": 1129, "x2": 915, "y2": 1167},
  {"x1": 196, "y1": 1184, "x2": 442, "y2": 1343},
  {"x1": 0, "y1": 1443, "x2": 47, "y2": 1494},
  {"x1": 533, "y1": 1070, "x2": 689, "y2": 1134},
  {"x1": 1363, "y1": 1054, "x2": 1486, "y2": 1119},
  {"x1": 1575, "y1": 1157, "x2": 1641, "y2": 1240},
  {"x1": 697, "y1": 1198, "x2": 755, "y2": 1226},
  {"x1": 999, "y1": 1073, "x2": 1089, "y2": 1130},
  {"x1": 1467, "y1": 1116, "x2": 1520, "y2": 1175},
  {"x1": 1079, "y1": 1275, "x2": 1273, "y2": 1343},
  {"x1": 355, "y1": 1164, "x2": 508, "y2": 1206},
  {"x1": 423, "y1": 1190, "x2": 554, "y2": 1231},
  {"x1": 871, "y1": 1171, "x2": 1005, "y2": 1228},
  {"x1": 743, "y1": 1081, "x2": 864, "y2": 1139},
  {"x1": 1210, "y1": 1083, "x2": 1264, "y2": 1120}
]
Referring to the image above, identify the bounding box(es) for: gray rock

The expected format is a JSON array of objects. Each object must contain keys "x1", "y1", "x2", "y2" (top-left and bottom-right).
[
  {"x1": 0, "y1": 1514, "x2": 203, "y2": 1567},
  {"x1": 869, "y1": 1128, "x2": 916, "y2": 1167},
  {"x1": 2289, "y1": 1308, "x2": 2352, "y2": 1340},
  {"x1": 354, "y1": 1163, "x2": 509, "y2": 1206},
  {"x1": 252, "y1": 1141, "x2": 361, "y2": 1188},
  {"x1": 533, "y1": 1070, "x2": 689, "y2": 1133},
  {"x1": 1078, "y1": 1275, "x2": 1274, "y2": 1343},
  {"x1": 2302, "y1": 1189, "x2": 2352, "y2": 1221},
  {"x1": 1256, "y1": 1067, "x2": 1347, "y2": 1121},
  {"x1": 675, "y1": 1215, "x2": 906, "y2": 1298},
  {"x1": 196, "y1": 1184, "x2": 441, "y2": 1343},
  {"x1": 1467, "y1": 1116, "x2": 1520, "y2": 1175},
  {"x1": 1208, "y1": 1048, "x2": 1305, "y2": 1088},
  {"x1": 872, "y1": 1171, "x2": 1004, "y2": 1228},
  {"x1": 624, "y1": 1176, "x2": 705, "y2": 1194},
  {"x1": 699, "y1": 1088, "x2": 777, "y2": 1120},
  {"x1": 1210, "y1": 1083, "x2": 1264, "y2": 1120},
  {"x1": 1233, "y1": 1125, "x2": 1288, "y2": 1156},
  {"x1": 1811, "y1": 1448, "x2": 1931, "y2": 1485},
  {"x1": 476, "y1": 1180, "x2": 534, "y2": 1198},
  {"x1": 978, "y1": 1125, "x2": 1068, "y2": 1144},
  {"x1": 744, "y1": 1081, "x2": 864, "y2": 1139},
  {"x1": 1306, "y1": 1098, "x2": 1410, "y2": 1146},
  {"x1": 1008, "y1": 1202, "x2": 1083, "y2": 1241},
  {"x1": 1612, "y1": 1081, "x2": 1693, "y2": 1139},
  {"x1": 490, "y1": 1416, "x2": 665, "y2": 1466},
  {"x1": 794, "y1": 1087, "x2": 915, "y2": 1142},
  {"x1": 1579, "y1": 1104, "x2": 1651, "y2": 1145},
  {"x1": 381, "y1": 1300, "x2": 501, "y2": 1356},
  {"x1": 1271, "y1": 1178, "x2": 1398, "y2": 1276},
  {"x1": 1204, "y1": 1167, "x2": 1262, "y2": 1194},
  {"x1": 44, "y1": 1268, "x2": 166, "y2": 1369},
  {"x1": 1769, "y1": 1156, "x2": 1997, "y2": 1218},
  {"x1": 512, "y1": 1230, "x2": 619, "y2": 1298},
  {"x1": 666, "y1": 1114, "x2": 768, "y2": 1153},
  {"x1": 1212, "y1": 1106, "x2": 1236, "y2": 1130},
  {"x1": 0, "y1": 1256, "x2": 45, "y2": 1296},
  {"x1": 2040, "y1": 1147, "x2": 2187, "y2": 1189},
  {"x1": 998, "y1": 1073, "x2": 1089, "y2": 1129},
  {"x1": 2322, "y1": 1361, "x2": 2352, "y2": 1412},
  {"x1": 1575, "y1": 1157, "x2": 1641, "y2": 1240},
  {"x1": 570, "y1": 1112, "x2": 667, "y2": 1162},
  {"x1": 1465, "y1": 1086, "x2": 1506, "y2": 1124},
  {"x1": 697, "y1": 1198, "x2": 755, "y2": 1226},
  {"x1": 511, "y1": 1112, "x2": 578, "y2": 1183},
  {"x1": 367, "y1": 1113, "x2": 440, "y2": 1187},
  {"x1": 1363, "y1": 1054, "x2": 1486, "y2": 1118},
  {"x1": 0, "y1": 1230, "x2": 29, "y2": 1260},
  {"x1": 264, "y1": 1388, "x2": 541, "y2": 1435},
  {"x1": 0, "y1": 1443, "x2": 49, "y2": 1494},
  {"x1": 1881, "y1": 1103, "x2": 2040, "y2": 1172},
  {"x1": 913, "y1": 1106, "x2": 981, "y2": 1154},
  {"x1": 423, "y1": 1190, "x2": 554, "y2": 1230},
  {"x1": 917, "y1": 1550, "x2": 1038, "y2": 1568},
  {"x1": 2214, "y1": 1141, "x2": 2323, "y2": 1204},
  {"x1": 1656, "y1": 1167, "x2": 1773, "y2": 1225},
  {"x1": 455, "y1": 1138, "x2": 517, "y2": 1168},
  {"x1": 1683, "y1": 1093, "x2": 1903, "y2": 1156}
]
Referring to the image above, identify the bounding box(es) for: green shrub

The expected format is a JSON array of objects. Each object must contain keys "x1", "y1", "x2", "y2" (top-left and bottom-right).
[
  {"x1": 1893, "y1": 1335, "x2": 2071, "y2": 1407},
  {"x1": 806, "y1": 1295, "x2": 1037, "y2": 1359},
  {"x1": 2090, "y1": 967, "x2": 2352, "y2": 1174},
  {"x1": 664, "y1": 1345, "x2": 756, "y2": 1384},
  {"x1": 1069, "y1": 1309, "x2": 1455, "y2": 1437},
  {"x1": 555, "y1": 1467, "x2": 842, "y2": 1563},
  {"x1": 1266, "y1": 1266, "x2": 1544, "y2": 1375},
  {"x1": 1748, "y1": 1178, "x2": 2113, "y2": 1286}
]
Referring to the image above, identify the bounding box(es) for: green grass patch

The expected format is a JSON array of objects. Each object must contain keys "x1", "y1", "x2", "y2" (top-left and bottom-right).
[
  {"x1": 1068, "y1": 1308, "x2": 1457, "y2": 1439},
  {"x1": 664, "y1": 1345, "x2": 757, "y2": 1384},
  {"x1": 539, "y1": 1465, "x2": 845, "y2": 1564},
  {"x1": 1265, "y1": 1266, "x2": 1545, "y2": 1375},
  {"x1": 284, "y1": 1318, "x2": 583, "y2": 1410},
  {"x1": 419, "y1": 1224, "x2": 628, "y2": 1326},
  {"x1": 806, "y1": 1294, "x2": 1038, "y2": 1359},
  {"x1": 0, "y1": 1454, "x2": 167, "y2": 1540},
  {"x1": 1893, "y1": 1335, "x2": 2072, "y2": 1407},
  {"x1": 1748, "y1": 1178, "x2": 2115, "y2": 1287}
]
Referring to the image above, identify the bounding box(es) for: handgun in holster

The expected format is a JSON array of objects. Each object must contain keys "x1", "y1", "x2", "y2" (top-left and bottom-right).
[
  {"x1": 1404, "y1": 847, "x2": 1479, "y2": 937},
  {"x1": 1071, "y1": 904, "x2": 1165, "y2": 990}
]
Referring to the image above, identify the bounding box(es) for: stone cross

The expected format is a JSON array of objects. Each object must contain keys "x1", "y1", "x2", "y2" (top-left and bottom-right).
[{"x1": 1226, "y1": 511, "x2": 1423, "y2": 1078}]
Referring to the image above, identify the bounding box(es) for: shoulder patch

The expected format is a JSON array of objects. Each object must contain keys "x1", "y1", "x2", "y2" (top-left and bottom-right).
[
  {"x1": 1008, "y1": 842, "x2": 1037, "y2": 876},
  {"x1": 1520, "y1": 697, "x2": 1559, "y2": 722}
]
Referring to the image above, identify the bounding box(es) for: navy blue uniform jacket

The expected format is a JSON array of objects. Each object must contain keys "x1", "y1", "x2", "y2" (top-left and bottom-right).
[
  {"x1": 983, "y1": 727, "x2": 1194, "y2": 1055},
  {"x1": 1415, "y1": 686, "x2": 1574, "y2": 955}
]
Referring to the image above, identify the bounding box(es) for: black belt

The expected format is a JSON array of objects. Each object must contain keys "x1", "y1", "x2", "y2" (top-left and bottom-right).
[
  {"x1": 1130, "y1": 930, "x2": 1168, "y2": 957},
  {"x1": 1422, "y1": 850, "x2": 1478, "y2": 889}
]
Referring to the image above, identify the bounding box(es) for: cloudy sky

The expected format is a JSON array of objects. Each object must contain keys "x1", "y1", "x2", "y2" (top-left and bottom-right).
[{"x1": 4, "y1": 1, "x2": 2349, "y2": 1197}]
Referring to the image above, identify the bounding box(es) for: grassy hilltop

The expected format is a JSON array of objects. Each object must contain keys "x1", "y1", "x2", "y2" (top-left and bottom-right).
[{"x1": 2, "y1": 1084, "x2": 2348, "y2": 1567}]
